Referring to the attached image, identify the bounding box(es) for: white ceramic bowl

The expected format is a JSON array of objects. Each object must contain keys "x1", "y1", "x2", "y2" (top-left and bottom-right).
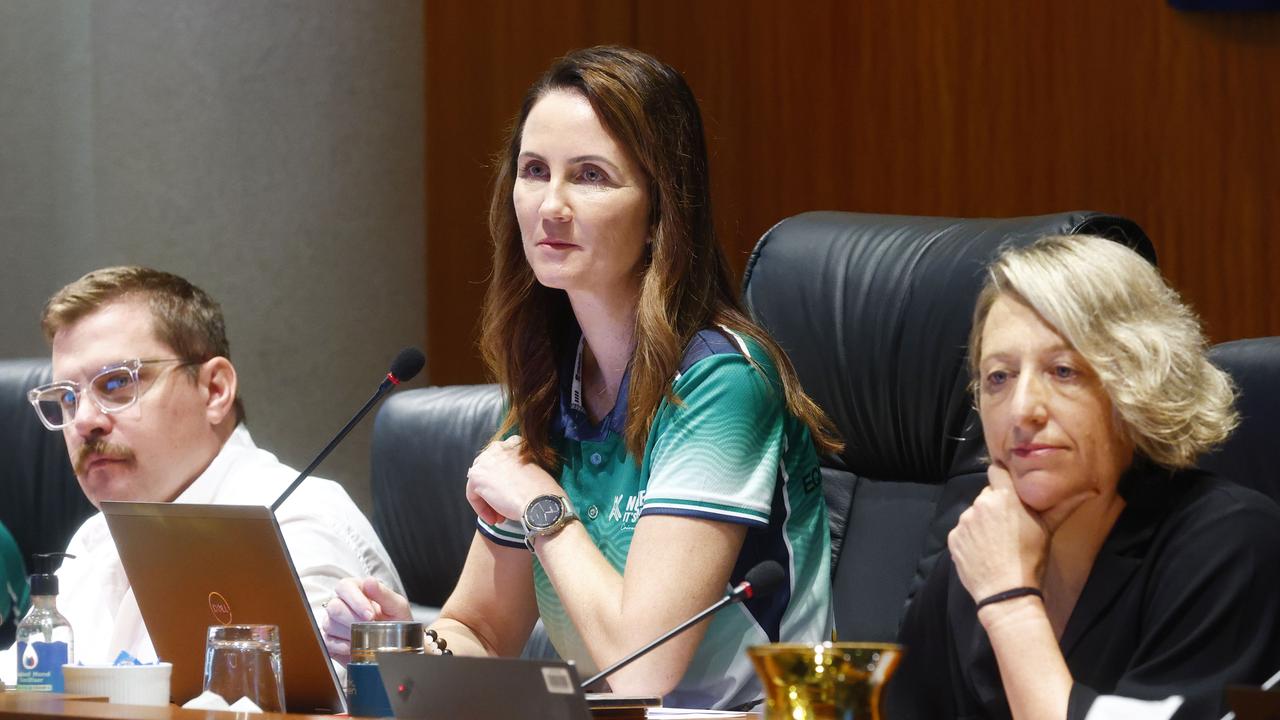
[{"x1": 61, "y1": 663, "x2": 172, "y2": 706}]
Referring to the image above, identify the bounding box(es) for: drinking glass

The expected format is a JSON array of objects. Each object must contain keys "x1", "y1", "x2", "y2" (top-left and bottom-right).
[{"x1": 203, "y1": 624, "x2": 286, "y2": 712}]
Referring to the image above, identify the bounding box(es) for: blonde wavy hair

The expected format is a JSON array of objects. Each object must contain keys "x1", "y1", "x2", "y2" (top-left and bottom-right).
[{"x1": 968, "y1": 234, "x2": 1237, "y2": 469}]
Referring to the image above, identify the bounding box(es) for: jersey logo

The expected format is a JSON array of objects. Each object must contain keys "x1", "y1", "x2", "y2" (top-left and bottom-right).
[
  {"x1": 608, "y1": 491, "x2": 645, "y2": 524},
  {"x1": 802, "y1": 465, "x2": 822, "y2": 493}
]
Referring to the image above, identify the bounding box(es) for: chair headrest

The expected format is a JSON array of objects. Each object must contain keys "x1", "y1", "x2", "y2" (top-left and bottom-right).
[
  {"x1": 742, "y1": 211, "x2": 1155, "y2": 483},
  {"x1": 1202, "y1": 337, "x2": 1280, "y2": 503}
]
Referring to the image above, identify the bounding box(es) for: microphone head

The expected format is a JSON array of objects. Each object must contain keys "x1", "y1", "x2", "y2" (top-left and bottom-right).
[
  {"x1": 389, "y1": 347, "x2": 426, "y2": 383},
  {"x1": 740, "y1": 560, "x2": 786, "y2": 600}
]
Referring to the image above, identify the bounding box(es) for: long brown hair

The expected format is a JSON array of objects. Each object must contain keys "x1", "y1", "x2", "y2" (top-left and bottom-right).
[{"x1": 482, "y1": 46, "x2": 840, "y2": 470}]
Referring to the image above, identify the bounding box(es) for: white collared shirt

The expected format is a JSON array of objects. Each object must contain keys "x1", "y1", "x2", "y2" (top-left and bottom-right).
[{"x1": 2, "y1": 425, "x2": 401, "y2": 674}]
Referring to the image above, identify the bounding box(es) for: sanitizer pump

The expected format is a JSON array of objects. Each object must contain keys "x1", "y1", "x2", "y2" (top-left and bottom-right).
[{"x1": 15, "y1": 552, "x2": 75, "y2": 692}]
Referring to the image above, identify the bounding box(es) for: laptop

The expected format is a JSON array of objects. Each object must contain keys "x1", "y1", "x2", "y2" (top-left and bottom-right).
[
  {"x1": 377, "y1": 653, "x2": 593, "y2": 720},
  {"x1": 100, "y1": 501, "x2": 346, "y2": 714}
]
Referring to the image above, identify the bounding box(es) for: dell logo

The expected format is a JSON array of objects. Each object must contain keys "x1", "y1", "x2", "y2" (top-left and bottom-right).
[{"x1": 208, "y1": 591, "x2": 233, "y2": 625}]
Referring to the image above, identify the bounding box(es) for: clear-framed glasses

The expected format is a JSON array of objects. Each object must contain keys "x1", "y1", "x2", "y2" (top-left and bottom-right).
[{"x1": 27, "y1": 358, "x2": 199, "y2": 431}]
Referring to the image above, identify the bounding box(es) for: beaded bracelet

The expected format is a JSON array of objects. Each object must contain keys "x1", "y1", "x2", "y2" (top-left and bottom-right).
[
  {"x1": 975, "y1": 586, "x2": 1043, "y2": 612},
  {"x1": 425, "y1": 628, "x2": 453, "y2": 656}
]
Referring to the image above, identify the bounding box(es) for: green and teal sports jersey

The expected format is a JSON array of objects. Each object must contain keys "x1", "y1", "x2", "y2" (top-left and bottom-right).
[{"x1": 479, "y1": 328, "x2": 833, "y2": 709}]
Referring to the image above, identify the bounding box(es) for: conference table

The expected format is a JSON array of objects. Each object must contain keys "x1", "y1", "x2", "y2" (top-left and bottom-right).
[
  {"x1": 0, "y1": 692, "x2": 341, "y2": 719},
  {"x1": 0, "y1": 691, "x2": 678, "y2": 719}
]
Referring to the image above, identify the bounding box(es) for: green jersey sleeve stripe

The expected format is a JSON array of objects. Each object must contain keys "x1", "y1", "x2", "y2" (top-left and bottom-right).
[
  {"x1": 641, "y1": 500, "x2": 770, "y2": 526},
  {"x1": 476, "y1": 519, "x2": 526, "y2": 548}
]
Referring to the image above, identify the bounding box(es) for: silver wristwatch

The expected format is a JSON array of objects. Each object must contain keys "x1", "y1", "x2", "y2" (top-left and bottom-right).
[{"x1": 521, "y1": 494, "x2": 579, "y2": 552}]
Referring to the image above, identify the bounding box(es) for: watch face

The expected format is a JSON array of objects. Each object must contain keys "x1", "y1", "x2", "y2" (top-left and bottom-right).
[{"x1": 526, "y1": 496, "x2": 563, "y2": 529}]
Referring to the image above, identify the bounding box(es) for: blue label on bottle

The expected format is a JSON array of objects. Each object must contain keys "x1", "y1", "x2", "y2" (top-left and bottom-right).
[{"x1": 15, "y1": 640, "x2": 69, "y2": 692}]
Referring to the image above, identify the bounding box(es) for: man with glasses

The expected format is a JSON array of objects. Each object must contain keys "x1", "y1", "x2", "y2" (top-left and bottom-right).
[{"x1": 15, "y1": 266, "x2": 402, "y2": 666}]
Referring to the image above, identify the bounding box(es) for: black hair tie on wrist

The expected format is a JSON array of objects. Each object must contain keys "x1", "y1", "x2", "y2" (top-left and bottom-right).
[{"x1": 975, "y1": 586, "x2": 1043, "y2": 612}]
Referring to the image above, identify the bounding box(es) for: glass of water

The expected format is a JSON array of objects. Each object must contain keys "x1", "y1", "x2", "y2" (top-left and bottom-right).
[{"x1": 203, "y1": 624, "x2": 286, "y2": 712}]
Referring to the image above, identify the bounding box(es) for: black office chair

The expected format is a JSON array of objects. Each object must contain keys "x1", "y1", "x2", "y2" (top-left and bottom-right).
[
  {"x1": 0, "y1": 359, "x2": 94, "y2": 565},
  {"x1": 371, "y1": 384, "x2": 502, "y2": 608},
  {"x1": 1201, "y1": 337, "x2": 1280, "y2": 503}
]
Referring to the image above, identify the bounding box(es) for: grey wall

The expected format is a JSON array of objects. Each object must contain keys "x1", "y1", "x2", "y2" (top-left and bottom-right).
[{"x1": 0, "y1": 0, "x2": 426, "y2": 511}]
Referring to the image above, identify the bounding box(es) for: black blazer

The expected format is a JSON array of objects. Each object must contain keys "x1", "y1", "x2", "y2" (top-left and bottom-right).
[{"x1": 887, "y1": 467, "x2": 1280, "y2": 720}]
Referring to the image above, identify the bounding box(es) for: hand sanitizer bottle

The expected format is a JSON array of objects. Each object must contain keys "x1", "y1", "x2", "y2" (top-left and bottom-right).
[{"x1": 15, "y1": 553, "x2": 75, "y2": 693}]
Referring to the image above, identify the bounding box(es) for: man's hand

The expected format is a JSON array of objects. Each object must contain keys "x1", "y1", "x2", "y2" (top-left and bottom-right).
[{"x1": 322, "y1": 576, "x2": 412, "y2": 664}]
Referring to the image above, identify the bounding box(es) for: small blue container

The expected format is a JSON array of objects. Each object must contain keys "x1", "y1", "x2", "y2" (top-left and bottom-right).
[{"x1": 347, "y1": 661, "x2": 394, "y2": 717}]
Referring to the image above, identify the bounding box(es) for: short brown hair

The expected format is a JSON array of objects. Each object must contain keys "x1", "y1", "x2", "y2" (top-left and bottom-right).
[{"x1": 42, "y1": 266, "x2": 246, "y2": 423}]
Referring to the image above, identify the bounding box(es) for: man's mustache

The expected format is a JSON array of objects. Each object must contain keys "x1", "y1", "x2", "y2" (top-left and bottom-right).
[{"x1": 75, "y1": 438, "x2": 135, "y2": 475}]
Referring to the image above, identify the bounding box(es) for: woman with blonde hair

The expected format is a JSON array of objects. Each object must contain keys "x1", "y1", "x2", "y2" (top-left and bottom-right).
[
  {"x1": 323, "y1": 46, "x2": 839, "y2": 709},
  {"x1": 889, "y1": 234, "x2": 1280, "y2": 719}
]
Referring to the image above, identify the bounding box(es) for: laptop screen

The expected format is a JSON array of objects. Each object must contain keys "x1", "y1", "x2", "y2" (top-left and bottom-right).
[{"x1": 101, "y1": 501, "x2": 345, "y2": 713}]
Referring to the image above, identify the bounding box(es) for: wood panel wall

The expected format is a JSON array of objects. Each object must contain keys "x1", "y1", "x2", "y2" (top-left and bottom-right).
[{"x1": 424, "y1": 0, "x2": 1280, "y2": 385}]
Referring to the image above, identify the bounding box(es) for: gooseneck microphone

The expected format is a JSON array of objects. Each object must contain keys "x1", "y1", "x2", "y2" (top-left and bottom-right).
[
  {"x1": 579, "y1": 560, "x2": 786, "y2": 690},
  {"x1": 270, "y1": 347, "x2": 425, "y2": 512}
]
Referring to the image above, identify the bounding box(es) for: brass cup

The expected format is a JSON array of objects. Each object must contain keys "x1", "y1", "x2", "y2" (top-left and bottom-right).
[{"x1": 748, "y1": 642, "x2": 902, "y2": 720}]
